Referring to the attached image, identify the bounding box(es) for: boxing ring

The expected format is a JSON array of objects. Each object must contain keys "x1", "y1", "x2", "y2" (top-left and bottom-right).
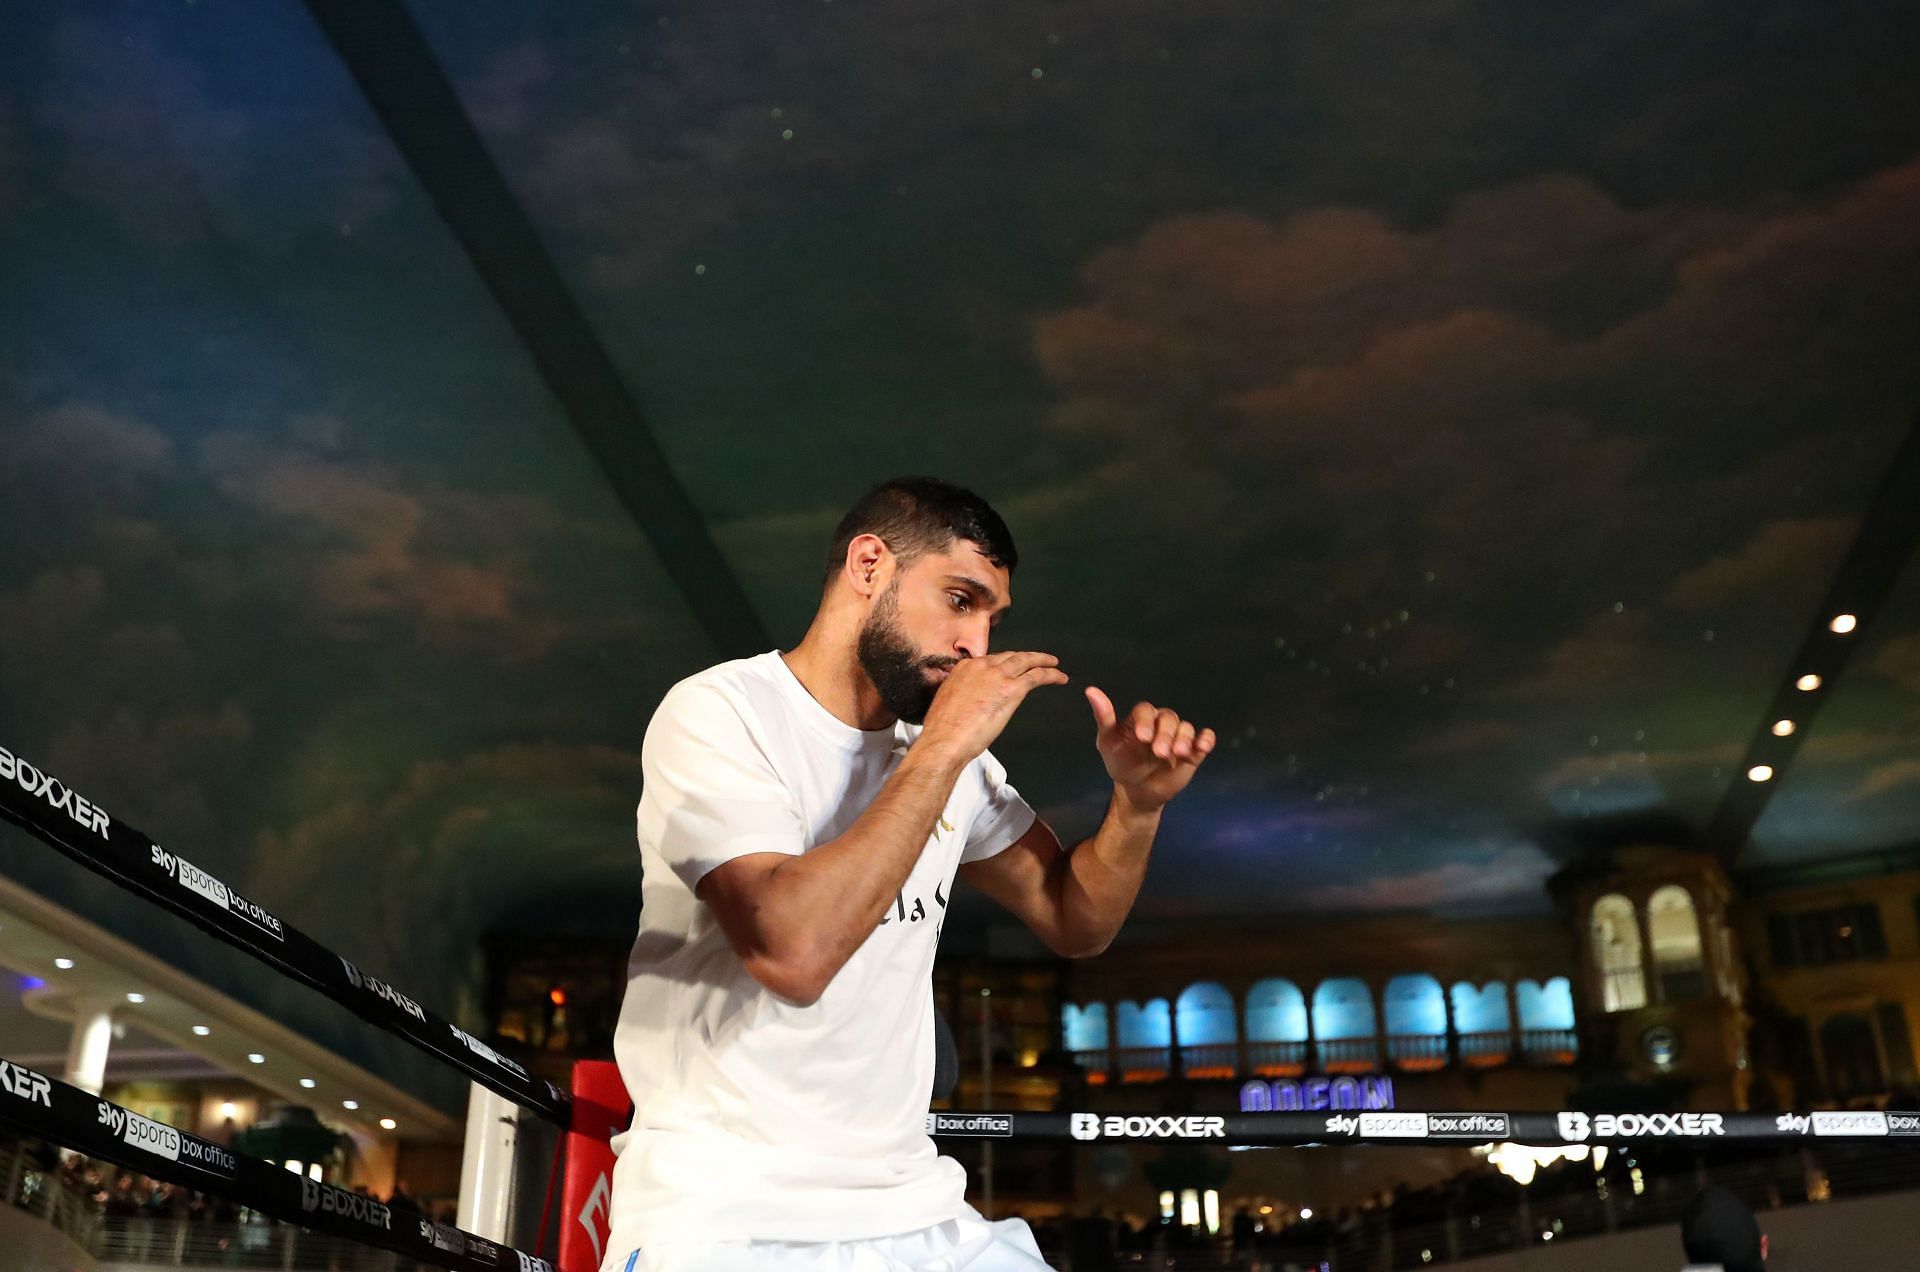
[{"x1": 3, "y1": 742, "x2": 1911, "y2": 1270}]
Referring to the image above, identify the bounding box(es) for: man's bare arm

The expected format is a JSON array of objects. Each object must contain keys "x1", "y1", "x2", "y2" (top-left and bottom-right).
[
  {"x1": 699, "y1": 743, "x2": 966, "y2": 1004},
  {"x1": 961, "y1": 689, "x2": 1214, "y2": 958},
  {"x1": 958, "y1": 789, "x2": 1162, "y2": 958},
  {"x1": 698, "y1": 651, "x2": 1068, "y2": 1005}
]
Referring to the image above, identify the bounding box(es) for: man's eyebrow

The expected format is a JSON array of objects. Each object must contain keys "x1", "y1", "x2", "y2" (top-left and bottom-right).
[{"x1": 944, "y1": 574, "x2": 1012, "y2": 622}]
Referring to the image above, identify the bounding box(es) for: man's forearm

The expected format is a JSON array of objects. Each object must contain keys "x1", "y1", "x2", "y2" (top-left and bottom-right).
[
  {"x1": 757, "y1": 743, "x2": 967, "y2": 995},
  {"x1": 1054, "y1": 785, "x2": 1164, "y2": 958}
]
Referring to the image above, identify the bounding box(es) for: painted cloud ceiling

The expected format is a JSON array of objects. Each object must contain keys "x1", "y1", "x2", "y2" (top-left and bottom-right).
[{"x1": 2, "y1": 0, "x2": 1918, "y2": 1103}]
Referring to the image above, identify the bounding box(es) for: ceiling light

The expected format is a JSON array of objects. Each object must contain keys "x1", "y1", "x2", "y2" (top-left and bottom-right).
[
  {"x1": 1748, "y1": 765, "x2": 1774, "y2": 782},
  {"x1": 1772, "y1": 720, "x2": 1796, "y2": 737},
  {"x1": 192, "y1": 1025, "x2": 211, "y2": 1036},
  {"x1": 342, "y1": 1100, "x2": 359, "y2": 1111},
  {"x1": 247, "y1": 1053, "x2": 266, "y2": 1065},
  {"x1": 219, "y1": 1102, "x2": 238, "y2": 1119},
  {"x1": 1796, "y1": 674, "x2": 1822, "y2": 691},
  {"x1": 1829, "y1": 613, "x2": 1857, "y2": 634},
  {"x1": 125, "y1": 993, "x2": 145, "y2": 1004},
  {"x1": 299, "y1": 1078, "x2": 316, "y2": 1089},
  {"x1": 379, "y1": 1118, "x2": 398, "y2": 1131},
  {"x1": 53, "y1": 958, "x2": 74, "y2": 970}
]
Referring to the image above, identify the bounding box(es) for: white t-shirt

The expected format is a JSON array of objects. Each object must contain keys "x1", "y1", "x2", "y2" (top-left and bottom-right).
[{"x1": 603, "y1": 650, "x2": 1037, "y2": 1250}]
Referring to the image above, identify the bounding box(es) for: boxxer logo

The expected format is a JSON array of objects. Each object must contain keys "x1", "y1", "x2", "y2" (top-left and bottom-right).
[
  {"x1": 0, "y1": 1060, "x2": 52, "y2": 1108},
  {"x1": 1071, "y1": 1115, "x2": 1226, "y2": 1140},
  {"x1": 1557, "y1": 1112, "x2": 1591, "y2": 1142},
  {"x1": 0, "y1": 748, "x2": 110, "y2": 838},
  {"x1": 340, "y1": 958, "x2": 426, "y2": 1023},
  {"x1": 1592, "y1": 1113, "x2": 1724, "y2": 1138},
  {"x1": 300, "y1": 1178, "x2": 391, "y2": 1230}
]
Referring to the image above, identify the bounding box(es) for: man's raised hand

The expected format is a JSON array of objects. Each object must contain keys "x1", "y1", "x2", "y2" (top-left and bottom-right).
[
  {"x1": 1084, "y1": 687, "x2": 1216, "y2": 811},
  {"x1": 917, "y1": 652, "x2": 1070, "y2": 766}
]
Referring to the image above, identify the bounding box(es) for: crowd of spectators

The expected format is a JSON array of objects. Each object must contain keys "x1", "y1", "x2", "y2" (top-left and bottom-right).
[
  {"x1": 4, "y1": 1131, "x2": 454, "y2": 1233},
  {"x1": 1001, "y1": 1131, "x2": 1884, "y2": 1271}
]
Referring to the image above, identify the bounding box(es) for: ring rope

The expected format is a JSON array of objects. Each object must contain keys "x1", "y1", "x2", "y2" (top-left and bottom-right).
[
  {"x1": 0, "y1": 743, "x2": 569, "y2": 1125},
  {"x1": 0, "y1": 1058, "x2": 554, "y2": 1272},
  {"x1": 927, "y1": 1107, "x2": 1918, "y2": 1146}
]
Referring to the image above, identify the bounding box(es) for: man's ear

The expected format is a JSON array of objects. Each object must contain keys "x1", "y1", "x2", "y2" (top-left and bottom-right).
[{"x1": 843, "y1": 533, "x2": 890, "y2": 597}]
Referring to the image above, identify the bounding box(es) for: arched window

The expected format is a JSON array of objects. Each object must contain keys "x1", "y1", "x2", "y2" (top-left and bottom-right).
[
  {"x1": 1821, "y1": 1014, "x2": 1885, "y2": 1101},
  {"x1": 1591, "y1": 893, "x2": 1646, "y2": 1012},
  {"x1": 1517, "y1": 977, "x2": 1575, "y2": 1029},
  {"x1": 1062, "y1": 1003, "x2": 1110, "y2": 1079},
  {"x1": 1244, "y1": 979, "x2": 1308, "y2": 1076},
  {"x1": 1450, "y1": 981, "x2": 1511, "y2": 1067},
  {"x1": 1115, "y1": 999, "x2": 1172, "y2": 1082},
  {"x1": 1648, "y1": 885, "x2": 1706, "y2": 1001},
  {"x1": 1517, "y1": 977, "x2": 1578, "y2": 1065},
  {"x1": 1312, "y1": 979, "x2": 1378, "y2": 1073},
  {"x1": 1176, "y1": 982, "x2": 1238, "y2": 1078},
  {"x1": 1176, "y1": 982, "x2": 1238, "y2": 1046},
  {"x1": 1383, "y1": 975, "x2": 1447, "y2": 1071}
]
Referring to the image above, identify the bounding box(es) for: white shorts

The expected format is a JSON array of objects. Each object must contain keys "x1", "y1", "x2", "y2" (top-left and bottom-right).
[{"x1": 604, "y1": 1208, "x2": 1054, "y2": 1272}]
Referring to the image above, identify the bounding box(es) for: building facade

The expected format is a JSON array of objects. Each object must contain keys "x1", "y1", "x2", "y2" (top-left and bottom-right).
[{"x1": 473, "y1": 839, "x2": 1920, "y2": 1227}]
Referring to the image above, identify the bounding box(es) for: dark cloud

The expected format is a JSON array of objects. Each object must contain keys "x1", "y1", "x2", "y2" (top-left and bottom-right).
[
  {"x1": 1296, "y1": 842, "x2": 1557, "y2": 914},
  {"x1": 1666, "y1": 518, "x2": 1856, "y2": 611}
]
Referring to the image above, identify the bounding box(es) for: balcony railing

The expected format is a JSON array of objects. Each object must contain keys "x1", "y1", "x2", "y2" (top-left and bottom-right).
[
  {"x1": 93, "y1": 1217, "x2": 412, "y2": 1270},
  {"x1": 1069, "y1": 1048, "x2": 1111, "y2": 1083},
  {"x1": 1179, "y1": 1043, "x2": 1238, "y2": 1079},
  {"x1": 1457, "y1": 1030, "x2": 1513, "y2": 1068},
  {"x1": 1385, "y1": 1034, "x2": 1449, "y2": 1072},
  {"x1": 1114, "y1": 1046, "x2": 1171, "y2": 1083},
  {"x1": 2, "y1": 1136, "x2": 102, "y2": 1254},
  {"x1": 1074, "y1": 1025, "x2": 1577, "y2": 1082},
  {"x1": 1315, "y1": 1037, "x2": 1379, "y2": 1073},
  {"x1": 1520, "y1": 1028, "x2": 1579, "y2": 1065},
  {"x1": 1246, "y1": 1040, "x2": 1308, "y2": 1076}
]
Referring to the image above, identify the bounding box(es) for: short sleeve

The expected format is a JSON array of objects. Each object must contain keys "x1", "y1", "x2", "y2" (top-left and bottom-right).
[
  {"x1": 960, "y1": 748, "x2": 1037, "y2": 865},
  {"x1": 639, "y1": 683, "x2": 806, "y2": 893}
]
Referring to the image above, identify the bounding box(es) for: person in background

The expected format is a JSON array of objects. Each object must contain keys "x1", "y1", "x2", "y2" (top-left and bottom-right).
[
  {"x1": 1681, "y1": 1186, "x2": 1767, "y2": 1272},
  {"x1": 386, "y1": 1179, "x2": 422, "y2": 1218}
]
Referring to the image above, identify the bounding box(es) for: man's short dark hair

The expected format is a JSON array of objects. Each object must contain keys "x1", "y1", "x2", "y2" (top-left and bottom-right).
[
  {"x1": 822, "y1": 477, "x2": 1017, "y2": 589},
  {"x1": 1681, "y1": 1186, "x2": 1764, "y2": 1272}
]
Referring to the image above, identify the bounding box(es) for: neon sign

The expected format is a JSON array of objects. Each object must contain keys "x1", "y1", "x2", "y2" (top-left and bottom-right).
[{"x1": 1239, "y1": 1075, "x2": 1395, "y2": 1112}]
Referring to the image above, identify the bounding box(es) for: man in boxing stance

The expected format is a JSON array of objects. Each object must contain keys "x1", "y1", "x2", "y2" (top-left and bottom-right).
[{"x1": 603, "y1": 476, "x2": 1215, "y2": 1271}]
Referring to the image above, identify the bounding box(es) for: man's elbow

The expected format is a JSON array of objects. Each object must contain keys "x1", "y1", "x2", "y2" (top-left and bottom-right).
[
  {"x1": 743, "y1": 950, "x2": 830, "y2": 1007},
  {"x1": 1053, "y1": 931, "x2": 1113, "y2": 960}
]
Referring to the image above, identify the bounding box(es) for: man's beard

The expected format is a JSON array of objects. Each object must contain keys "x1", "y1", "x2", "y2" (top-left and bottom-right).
[{"x1": 857, "y1": 581, "x2": 951, "y2": 725}]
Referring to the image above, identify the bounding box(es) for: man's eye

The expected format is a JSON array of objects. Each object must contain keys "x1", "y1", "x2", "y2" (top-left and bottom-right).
[{"x1": 949, "y1": 593, "x2": 971, "y2": 611}]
